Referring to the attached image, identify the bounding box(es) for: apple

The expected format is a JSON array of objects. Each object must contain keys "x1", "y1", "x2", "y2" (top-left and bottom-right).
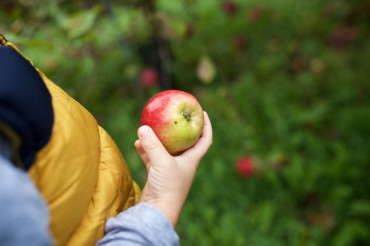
[
  {"x1": 246, "y1": 7, "x2": 263, "y2": 23},
  {"x1": 232, "y1": 35, "x2": 246, "y2": 49},
  {"x1": 236, "y1": 156, "x2": 255, "y2": 177},
  {"x1": 222, "y1": 1, "x2": 238, "y2": 16},
  {"x1": 329, "y1": 25, "x2": 358, "y2": 50},
  {"x1": 140, "y1": 90, "x2": 204, "y2": 154},
  {"x1": 139, "y1": 67, "x2": 159, "y2": 88}
]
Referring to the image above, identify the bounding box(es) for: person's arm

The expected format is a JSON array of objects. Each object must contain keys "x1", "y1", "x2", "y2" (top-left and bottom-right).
[
  {"x1": 97, "y1": 112, "x2": 213, "y2": 245},
  {"x1": 0, "y1": 134, "x2": 53, "y2": 246}
]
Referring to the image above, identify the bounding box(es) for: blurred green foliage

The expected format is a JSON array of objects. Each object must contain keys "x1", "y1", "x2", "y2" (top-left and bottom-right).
[{"x1": 1, "y1": 0, "x2": 369, "y2": 245}]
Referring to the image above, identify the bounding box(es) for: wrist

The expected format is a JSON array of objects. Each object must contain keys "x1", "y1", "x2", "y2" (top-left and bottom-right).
[{"x1": 140, "y1": 197, "x2": 184, "y2": 228}]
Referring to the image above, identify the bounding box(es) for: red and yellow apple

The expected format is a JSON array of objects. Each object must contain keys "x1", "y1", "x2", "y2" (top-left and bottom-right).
[{"x1": 140, "y1": 90, "x2": 204, "y2": 154}]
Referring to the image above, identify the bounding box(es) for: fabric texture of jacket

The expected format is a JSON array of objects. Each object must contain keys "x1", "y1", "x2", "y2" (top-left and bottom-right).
[{"x1": 0, "y1": 34, "x2": 141, "y2": 246}]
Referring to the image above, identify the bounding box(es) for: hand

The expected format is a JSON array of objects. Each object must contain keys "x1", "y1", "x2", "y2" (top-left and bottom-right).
[{"x1": 135, "y1": 111, "x2": 213, "y2": 228}]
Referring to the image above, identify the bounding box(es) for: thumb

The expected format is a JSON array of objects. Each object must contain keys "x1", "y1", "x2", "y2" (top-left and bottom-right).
[{"x1": 137, "y1": 125, "x2": 171, "y2": 165}]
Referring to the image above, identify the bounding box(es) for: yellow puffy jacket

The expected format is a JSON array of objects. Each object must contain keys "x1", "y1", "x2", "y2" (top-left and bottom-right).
[{"x1": 0, "y1": 35, "x2": 141, "y2": 246}]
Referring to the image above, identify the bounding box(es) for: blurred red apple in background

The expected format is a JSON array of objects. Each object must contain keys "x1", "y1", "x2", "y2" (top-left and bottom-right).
[
  {"x1": 236, "y1": 156, "x2": 255, "y2": 177},
  {"x1": 329, "y1": 25, "x2": 358, "y2": 50},
  {"x1": 232, "y1": 35, "x2": 246, "y2": 49},
  {"x1": 247, "y1": 7, "x2": 263, "y2": 23},
  {"x1": 139, "y1": 67, "x2": 159, "y2": 88},
  {"x1": 140, "y1": 90, "x2": 204, "y2": 154},
  {"x1": 222, "y1": 1, "x2": 238, "y2": 16}
]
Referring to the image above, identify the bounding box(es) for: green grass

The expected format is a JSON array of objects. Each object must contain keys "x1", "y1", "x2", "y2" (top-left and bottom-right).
[{"x1": 1, "y1": 0, "x2": 369, "y2": 245}]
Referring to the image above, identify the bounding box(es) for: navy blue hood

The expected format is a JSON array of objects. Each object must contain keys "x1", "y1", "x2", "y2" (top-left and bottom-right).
[{"x1": 0, "y1": 45, "x2": 54, "y2": 170}]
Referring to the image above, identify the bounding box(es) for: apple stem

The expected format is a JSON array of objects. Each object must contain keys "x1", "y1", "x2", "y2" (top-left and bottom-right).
[{"x1": 183, "y1": 112, "x2": 191, "y2": 122}]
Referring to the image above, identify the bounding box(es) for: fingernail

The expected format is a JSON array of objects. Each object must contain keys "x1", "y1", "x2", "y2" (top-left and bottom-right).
[{"x1": 138, "y1": 125, "x2": 150, "y2": 138}]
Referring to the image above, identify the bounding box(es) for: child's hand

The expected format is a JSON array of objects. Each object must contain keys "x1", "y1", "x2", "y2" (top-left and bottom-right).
[{"x1": 135, "y1": 111, "x2": 213, "y2": 228}]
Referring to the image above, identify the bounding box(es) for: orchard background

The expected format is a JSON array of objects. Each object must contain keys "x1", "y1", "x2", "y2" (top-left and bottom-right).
[{"x1": 1, "y1": 0, "x2": 369, "y2": 245}]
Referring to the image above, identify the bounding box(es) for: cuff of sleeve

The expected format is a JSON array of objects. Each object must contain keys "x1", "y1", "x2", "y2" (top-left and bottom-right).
[{"x1": 98, "y1": 202, "x2": 179, "y2": 246}]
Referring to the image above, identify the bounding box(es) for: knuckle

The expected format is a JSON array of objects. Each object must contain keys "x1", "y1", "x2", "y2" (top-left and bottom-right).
[{"x1": 143, "y1": 138, "x2": 160, "y2": 151}]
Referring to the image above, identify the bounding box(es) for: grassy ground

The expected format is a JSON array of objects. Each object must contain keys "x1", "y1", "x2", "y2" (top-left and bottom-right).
[{"x1": 1, "y1": 0, "x2": 369, "y2": 245}]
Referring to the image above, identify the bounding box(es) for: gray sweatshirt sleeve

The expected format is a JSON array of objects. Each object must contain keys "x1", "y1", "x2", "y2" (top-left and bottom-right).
[
  {"x1": 0, "y1": 135, "x2": 53, "y2": 246},
  {"x1": 97, "y1": 202, "x2": 180, "y2": 246}
]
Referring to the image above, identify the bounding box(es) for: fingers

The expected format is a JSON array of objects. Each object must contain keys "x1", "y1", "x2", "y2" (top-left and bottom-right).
[
  {"x1": 135, "y1": 140, "x2": 151, "y2": 170},
  {"x1": 135, "y1": 140, "x2": 145, "y2": 158},
  {"x1": 181, "y1": 111, "x2": 213, "y2": 162},
  {"x1": 201, "y1": 111, "x2": 213, "y2": 147},
  {"x1": 137, "y1": 125, "x2": 171, "y2": 166}
]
